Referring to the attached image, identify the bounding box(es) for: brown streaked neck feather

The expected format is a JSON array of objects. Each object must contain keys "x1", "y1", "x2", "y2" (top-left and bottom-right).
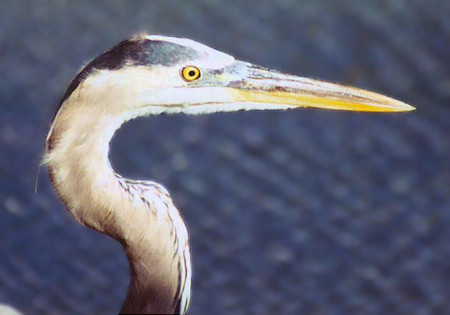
[{"x1": 45, "y1": 91, "x2": 188, "y2": 314}]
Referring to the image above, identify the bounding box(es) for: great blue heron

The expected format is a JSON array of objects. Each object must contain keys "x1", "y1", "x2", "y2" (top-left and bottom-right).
[{"x1": 44, "y1": 35, "x2": 413, "y2": 314}]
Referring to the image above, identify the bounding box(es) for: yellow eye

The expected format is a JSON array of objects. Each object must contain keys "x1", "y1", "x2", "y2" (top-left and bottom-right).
[{"x1": 182, "y1": 66, "x2": 201, "y2": 81}]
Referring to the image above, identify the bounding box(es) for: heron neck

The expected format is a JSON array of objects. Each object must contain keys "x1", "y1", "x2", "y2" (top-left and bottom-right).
[
  {"x1": 46, "y1": 104, "x2": 188, "y2": 314},
  {"x1": 46, "y1": 105, "x2": 124, "y2": 235}
]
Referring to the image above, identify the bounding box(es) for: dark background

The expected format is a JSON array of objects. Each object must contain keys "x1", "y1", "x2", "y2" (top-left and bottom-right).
[{"x1": 1, "y1": 1, "x2": 449, "y2": 314}]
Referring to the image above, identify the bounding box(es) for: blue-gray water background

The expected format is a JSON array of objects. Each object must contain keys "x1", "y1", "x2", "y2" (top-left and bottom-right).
[{"x1": 1, "y1": 1, "x2": 449, "y2": 314}]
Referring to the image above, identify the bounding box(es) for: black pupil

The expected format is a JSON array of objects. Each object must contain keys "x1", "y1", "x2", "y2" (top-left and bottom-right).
[{"x1": 188, "y1": 70, "x2": 196, "y2": 77}]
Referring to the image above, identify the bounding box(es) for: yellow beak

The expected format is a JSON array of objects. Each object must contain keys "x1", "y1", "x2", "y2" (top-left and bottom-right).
[{"x1": 224, "y1": 62, "x2": 414, "y2": 112}]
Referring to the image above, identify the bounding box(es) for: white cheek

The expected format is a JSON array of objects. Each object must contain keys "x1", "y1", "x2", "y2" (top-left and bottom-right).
[
  {"x1": 138, "y1": 87, "x2": 233, "y2": 107},
  {"x1": 89, "y1": 67, "x2": 185, "y2": 89},
  {"x1": 145, "y1": 67, "x2": 185, "y2": 87}
]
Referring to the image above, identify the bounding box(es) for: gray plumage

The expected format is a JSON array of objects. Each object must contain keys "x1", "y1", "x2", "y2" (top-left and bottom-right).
[{"x1": 45, "y1": 35, "x2": 413, "y2": 314}]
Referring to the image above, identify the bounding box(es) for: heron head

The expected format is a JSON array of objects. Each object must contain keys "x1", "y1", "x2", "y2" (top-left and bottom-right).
[{"x1": 56, "y1": 35, "x2": 414, "y2": 123}]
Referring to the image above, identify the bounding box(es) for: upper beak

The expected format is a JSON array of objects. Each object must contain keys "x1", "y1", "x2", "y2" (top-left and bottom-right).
[{"x1": 223, "y1": 62, "x2": 415, "y2": 112}]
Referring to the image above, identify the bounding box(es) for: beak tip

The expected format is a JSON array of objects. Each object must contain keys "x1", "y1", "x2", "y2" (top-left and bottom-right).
[{"x1": 396, "y1": 102, "x2": 416, "y2": 112}]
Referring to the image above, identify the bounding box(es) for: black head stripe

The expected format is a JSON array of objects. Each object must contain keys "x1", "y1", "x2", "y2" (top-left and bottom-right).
[
  {"x1": 53, "y1": 38, "x2": 200, "y2": 121},
  {"x1": 137, "y1": 40, "x2": 200, "y2": 67}
]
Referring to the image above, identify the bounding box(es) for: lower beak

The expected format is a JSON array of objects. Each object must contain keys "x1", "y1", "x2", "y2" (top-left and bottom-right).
[{"x1": 224, "y1": 63, "x2": 414, "y2": 112}]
